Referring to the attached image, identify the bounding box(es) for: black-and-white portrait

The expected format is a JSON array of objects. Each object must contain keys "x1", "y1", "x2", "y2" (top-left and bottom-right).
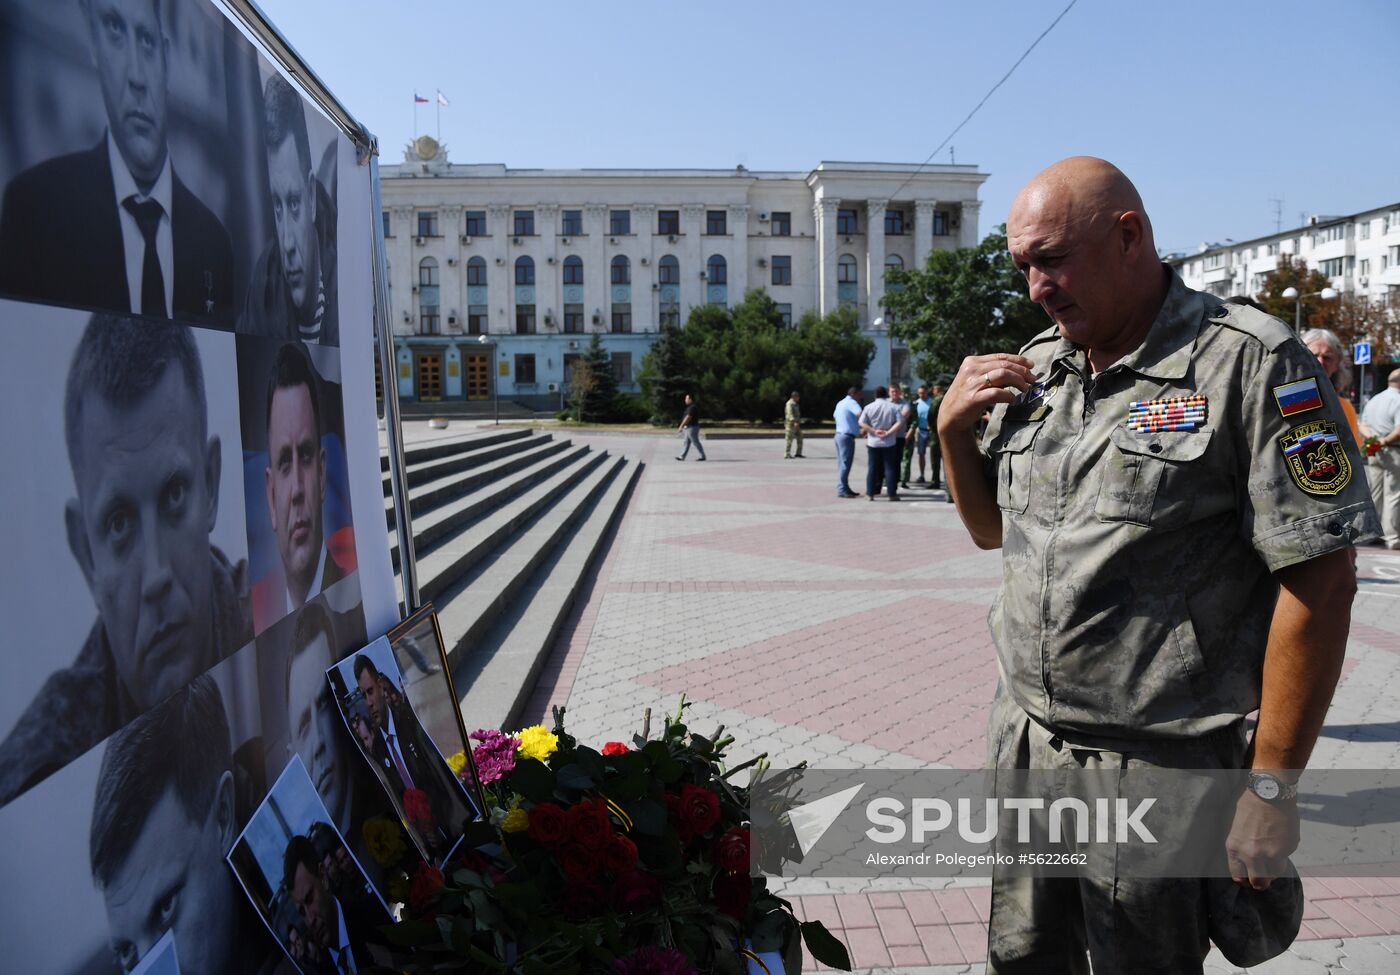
[
  {"x1": 0, "y1": 302, "x2": 251, "y2": 807},
  {"x1": 328, "y1": 636, "x2": 481, "y2": 865},
  {"x1": 228, "y1": 755, "x2": 390, "y2": 975},
  {"x1": 0, "y1": 0, "x2": 269, "y2": 324}
]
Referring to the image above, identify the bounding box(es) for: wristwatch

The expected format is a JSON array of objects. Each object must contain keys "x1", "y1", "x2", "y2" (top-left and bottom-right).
[{"x1": 1246, "y1": 771, "x2": 1298, "y2": 803}]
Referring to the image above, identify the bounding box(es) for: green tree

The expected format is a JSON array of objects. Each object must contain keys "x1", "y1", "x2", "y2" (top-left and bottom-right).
[
  {"x1": 573, "y1": 332, "x2": 618, "y2": 421},
  {"x1": 1252, "y1": 255, "x2": 1334, "y2": 329},
  {"x1": 637, "y1": 322, "x2": 692, "y2": 422},
  {"x1": 882, "y1": 225, "x2": 1045, "y2": 381}
]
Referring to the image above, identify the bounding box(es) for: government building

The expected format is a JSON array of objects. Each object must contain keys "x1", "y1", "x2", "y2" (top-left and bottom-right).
[{"x1": 379, "y1": 136, "x2": 987, "y2": 409}]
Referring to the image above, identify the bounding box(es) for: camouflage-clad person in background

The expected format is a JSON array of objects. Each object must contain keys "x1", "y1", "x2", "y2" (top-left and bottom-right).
[{"x1": 938, "y1": 157, "x2": 1378, "y2": 974}]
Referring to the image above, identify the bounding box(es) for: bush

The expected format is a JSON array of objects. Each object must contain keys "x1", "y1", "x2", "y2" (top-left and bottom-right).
[{"x1": 611, "y1": 392, "x2": 652, "y2": 423}]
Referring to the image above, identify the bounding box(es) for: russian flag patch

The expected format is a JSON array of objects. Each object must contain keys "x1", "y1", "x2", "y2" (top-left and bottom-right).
[{"x1": 1273, "y1": 377, "x2": 1324, "y2": 418}]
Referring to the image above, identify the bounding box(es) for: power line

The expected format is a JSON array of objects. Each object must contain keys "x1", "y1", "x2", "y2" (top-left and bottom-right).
[{"x1": 886, "y1": 0, "x2": 1080, "y2": 203}]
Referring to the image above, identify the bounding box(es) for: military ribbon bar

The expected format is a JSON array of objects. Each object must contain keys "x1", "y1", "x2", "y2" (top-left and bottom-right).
[{"x1": 1126, "y1": 394, "x2": 1208, "y2": 433}]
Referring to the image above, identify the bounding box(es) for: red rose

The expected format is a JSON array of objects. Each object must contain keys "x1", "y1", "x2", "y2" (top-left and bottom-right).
[
  {"x1": 714, "y1": 826, "x2": 750, "y2": 874},
  {"x1": 528, "y1": 802, "x2": 568, "y2": 846},
  {"x1": 448, "y1": 848, "x2": 508, "y2": 885},
  {"x1": 614, "y1": 869, "x2": 661, "y2": 913},
  {"x1": 677, "y1": 784, "x2": 720, "y2": 836},
  {"x1": 601, "y1": 833, "x2": 639, "y2": 876},
  {"x1": 402, "y1": 788, "x2": 436, "y2": 833},
  {"x1": 557, "y1": 843, "x2": 600, "y2": 882},
  {"x1": 408, "y1": 862, "x2": 444, "y2": 917},
  {"x1": 713, "y1": 871, "x2": 751, "y2": 921},
  {"x1": 602, "y1": 741, "x2": 629, "y2": 756},
  {"x1": 567, "y1": 798, "x2": 613, "y2": 850}
]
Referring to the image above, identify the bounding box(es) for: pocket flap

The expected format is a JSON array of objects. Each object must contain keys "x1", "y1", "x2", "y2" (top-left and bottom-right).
[
  {"x1": 1110, "y1": 425, "x2": 1213, "y2": 462},
  {"x1": 991, "y1": 420, "x2": 1044, "y2": 455}
]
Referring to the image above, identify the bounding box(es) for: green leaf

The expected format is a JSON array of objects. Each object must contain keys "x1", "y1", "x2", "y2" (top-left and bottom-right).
[
  {"x1": 749, "y1": 909, "x2": 791, "y2": 952},
  {"x1": 555, "y1": 763, "x2": 595, "y2": 792},
  {"x1": 625, "y1": 797, "x2": 667, "y2": 836},
  {"x1": 800, "y1": 920, "x2": 852, "y2": 970},
  {"x1": 511, "y1": 758, "x2": 556, "y2": 801}
]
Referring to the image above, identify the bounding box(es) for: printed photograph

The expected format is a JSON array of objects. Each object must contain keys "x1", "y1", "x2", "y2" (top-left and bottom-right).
[
  {"x1": 328, "y1": 635, "x2": 481, "y2": 864},
  {"x1": 228, "y1": 754, "x2": 391, "y2": 975},
  {"x1": 386, "y1": 606, "x2": 472, "y2": 767},
  {"x1": 0, "y1": 303, "x2": 251, "y2": 808},
  {"x1": 236, "y1": 335, "x2": 358, "y2": 636}
]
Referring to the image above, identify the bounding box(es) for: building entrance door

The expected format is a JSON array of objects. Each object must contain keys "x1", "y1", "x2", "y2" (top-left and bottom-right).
[
  {"x1": 416, "y1": 351, "x2": 443, "y2": 401},
  {"x1": 464, "y1": 353, "x2": 490, "y2": 401}
]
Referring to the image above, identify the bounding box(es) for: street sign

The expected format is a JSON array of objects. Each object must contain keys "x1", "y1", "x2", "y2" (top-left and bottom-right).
[{"x1": 1355, "y1": 342, "x2": 1372, "y2": 365}]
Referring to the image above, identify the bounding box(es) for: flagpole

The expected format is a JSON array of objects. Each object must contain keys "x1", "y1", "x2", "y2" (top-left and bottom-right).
[
  {"x1": 413, "y1": 95, "x2": 418, "y2": 137},
  {"x1": 436, "y1": 94, "x2": 440, "y2": 142}
]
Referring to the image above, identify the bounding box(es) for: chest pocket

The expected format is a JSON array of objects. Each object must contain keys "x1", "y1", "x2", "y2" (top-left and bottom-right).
[
  {"x1": 990, "y1": 419, "x2": 1045, "y2": 514},
  {"x1": 1096, "y1": 426, "x2": 1214, "y2": 528}
]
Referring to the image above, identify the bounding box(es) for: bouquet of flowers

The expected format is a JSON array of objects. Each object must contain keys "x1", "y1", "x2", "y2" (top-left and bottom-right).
[
  {"x1": 379, "y1": 699, "x2": 850, "y2": 973},
  {"x1": 1363, "y1": 436, "x2": 1383, "y2": 458}
]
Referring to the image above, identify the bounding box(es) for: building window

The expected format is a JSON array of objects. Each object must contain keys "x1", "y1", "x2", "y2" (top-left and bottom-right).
[
  {"x1": 610, "y1": 210, "x2": 631, "y2": 235},
  {"x1": 706, "y1": 210, "x2": 727, "y2": 235},
  {"x1": 563, "y1": 353, "x2": 582, "y2": 384},
  {"x1": 884, "y1": 253, "x2": 904, "y2": 290},
  {"x1": 932, "y1": 210, "x2": 950, "y2": 236},
  {"x1": 466, "y1": 256, "x2": 487, "y2": 286},
  {"x1": 1390, "y1": 245, "x2": 1400, "y2": 265},
  {"x1": 515, "y1": 304, "x2": 536, "y2": 334},
  {"x1": 420, "y1": 305, "x2": 439, "y2": 334},
  {"x1": 884, "y1": 209, "x2": 905, "y2": 235},
  {"x1": 515, "y1": 255, "x2": 535, "y2": 285},
  {"x1": 564, "y1": 304, "x2": 584, "y2": 333},
  {"x1": 1205, "y1": 253, "x2": 1224, "y2": 269},
  {"x1": 1359, "y1": 221, "x2": 1371, "y2": 240},
  {"x1": 515, "y1": 354, "x2": 536, "y2": 384},
  {"x1": 417, "y1": 210, "x2": 438, "y2": 237},
  {"x1": 467, "y1": 305, "x2": 487, "y2": 334},
  {"x1": 561, "y1": 210, "x2": 583, "y2": 236},
  {"x1": 706, "y1": 254, "x2": 727, "y2": 284},
  {"x1": 1360, "y1": 259, "x2": 1371, "y2": 277},
  {"x1": 563, "y1": 255, "x2": 584, "y2": 285},
  {"x1": 837, "y1": 254, "x2": 858, "y2": 284},
  {"x1": 382, "y1": 211, "x2": 391, "y2": 238},
  {"x1": 658, "y1": 255, "x2": 680, "y2": 284},
  {"x1": 419, "y1": 257, "x2": 439, "y2": 286},
  {"x1": 660, "y1": 302, "x2": 680, "y2": 328},
  {"x1": 1320, "y1": 257, "x2": 1346, "y2": 278},
  {"x1": 1319, "y1": 224, "x2": 1346, "y2": 243},
  {"x1": 770, "y1": 211, "x2": 791, "y2": 236},
  {"x1": 464, "y1": 210, "x2": 487, "y2": 236},
  {"x1": 611, "y1": 352, "x2": 633, "y2": 384},
  {"x1": 513, "y1": 210, "x2": 535, "y2": 236},
  {"x1": 1267, "y1": 242, "x2": 1279, "y2": 256},
  {"x1": 837, "y1": 208, "x2": 858, "y2": 235},
  {"x1": 777, "y1": 303, "x2": 792, "y2": 327},
  {"x1": 658, "y1": 210, "x2": 681, "y2": 235},
  {"x1": 611, "y1": 303, "x2": 632, "y2": 333},
  {"x1": 771, "y1": 255, "x2": 792, "y2": 286},
  {"x1": 611, "y1": 255, "x2": 630, "y2": 285}
]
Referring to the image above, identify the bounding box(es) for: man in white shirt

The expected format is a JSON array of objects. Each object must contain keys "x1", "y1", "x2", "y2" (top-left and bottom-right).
[
  {"x1": 858, "y1": 385, "x2": 905, "y2": 501},
  {"x1": 1361, "y1": 368, "x2": 1400, "y2": 548},
  {"x1": 0, "y1": 0, "x2": 234, "y2": 322}
]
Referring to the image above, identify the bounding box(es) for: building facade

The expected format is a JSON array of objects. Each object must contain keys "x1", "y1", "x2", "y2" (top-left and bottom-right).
[
  {"x1": 379, "y1": 136, "x2": 987, "y2": 408},
  {"x1": 1167, "y1": 202, "x2": 1400, "y2": 306}
]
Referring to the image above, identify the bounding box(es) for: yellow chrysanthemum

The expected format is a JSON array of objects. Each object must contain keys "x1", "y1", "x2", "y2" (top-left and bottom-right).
[
  {"x1": 516, "y1": 725, "x2": 559, "y2": 762},
  {"x1": 362, "y1": 817, "x2": 407, "y2": 868},
  {"x1": 447, "y1": 750, "x2": 467, "y2": 776},
  {"x1": 502, "y1": 808, "x2": 530, "y2": 833}
]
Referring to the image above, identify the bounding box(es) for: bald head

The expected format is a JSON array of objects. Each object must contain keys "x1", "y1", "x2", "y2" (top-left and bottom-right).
[
  {"x1": 1007, "y1": 157, "x2": 1167, "y2": 363},
  {"x1": 1389, "y1": 368, "x2": 1400, "y2": 387}
]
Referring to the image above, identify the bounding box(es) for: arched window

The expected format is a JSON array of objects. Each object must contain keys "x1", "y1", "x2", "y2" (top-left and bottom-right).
[
  {"x1": 658, "y1": 255, "x2": 679, "y2": 285},
  {"x1": 466, "y1": 256, "x2": 487, "y2": 286},
  {"x1": 515, "y1": 255, "x2": 535, "y2": 286},
  {"x1": 611, "y1": 255, "x2": 630, "y2": 285},
  {"x1": 706, "y1": 254, "x2": 727, "y2": 284},
  {"x1": 837, "y1": 254, "x2": 858, "y2": 284},
  {"x1": 419, "y1": 257, "x2": 439, "y2": 287},
  {"x1": 884, "y1": 254, "x2": 904, "y2": 272},
  {"x1": 563, "y1": 255, "x2": 583, "y2": 285}
]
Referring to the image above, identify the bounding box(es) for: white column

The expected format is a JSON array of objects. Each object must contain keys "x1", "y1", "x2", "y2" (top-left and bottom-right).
[
  {"x1": 441, "y1": 205, "x2": 464, "y2": 329},
  {"x1": 865, "y1": 198, "x2": 887, "y2": 327},
  {"x1": 815, "y1": 197, "x2": 840, "y2": 315},
  {"x1": 914, "y1": 199, "x2": 937, "y2": 271},
  {"x1": 729, "y1": 203, "x2": 750, "y2": 301},
  {"x1": 682, "y1": 203, "x2": 706, "y2": 312},
  {"x1": 583, "y1": 204, "x2": 608, "y2": 330},
  {"x1": 960, "y1": 200, "x2": 983, "y2": 249},
  {"x1": 634, "y1": 204, "x2": 656, "y2": 330},
  {"x1": 538, "y1": 203, "x2": 559, "y2": 330},
  {"x1": 487, "y1": 204, "x2": 511, "y2": 334},
  {"x1": 390, "y1": 206, "x2": 414, "y2": 335}
]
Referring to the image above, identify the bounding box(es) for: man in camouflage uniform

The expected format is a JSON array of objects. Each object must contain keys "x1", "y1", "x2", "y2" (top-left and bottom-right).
[
  {"x1": 784, "y1": 390, "x2": 804, "y2": 458},
  {"x1": 938, "y1": 157, "x2": 1377, "y2": 974}
]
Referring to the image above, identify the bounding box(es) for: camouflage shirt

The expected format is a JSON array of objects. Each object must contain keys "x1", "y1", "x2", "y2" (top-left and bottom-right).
[{"x1": 981, "y1": 272, "x2": 1378, "y2": 742}]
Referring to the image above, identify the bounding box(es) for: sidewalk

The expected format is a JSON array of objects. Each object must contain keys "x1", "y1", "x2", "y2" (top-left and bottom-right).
[{"x1": 513, "y1": 427, "x2": 1400, "y2": 974}]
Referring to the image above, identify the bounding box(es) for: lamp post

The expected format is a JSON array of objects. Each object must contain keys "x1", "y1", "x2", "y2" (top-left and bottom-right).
[
  {"x1": 1280, "y1": 285, "x2": 1339, "y2": 331},
  {"x1": 476, "y1": 333, "x2": 498, "y2": 425}
]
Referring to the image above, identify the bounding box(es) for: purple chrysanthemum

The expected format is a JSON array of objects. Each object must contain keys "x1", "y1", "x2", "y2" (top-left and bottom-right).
[
  {"x1": 470, "y1": 728, "x2": 520, "y2": 785},
  {"x1": 608, "y1": 946, "x2": 696, "y2": 975}
]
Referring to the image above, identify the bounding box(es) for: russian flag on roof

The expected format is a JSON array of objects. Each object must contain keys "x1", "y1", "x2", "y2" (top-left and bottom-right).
[{"x1": 1274, "y1": 377, "x2": 1323, "y2": 417}]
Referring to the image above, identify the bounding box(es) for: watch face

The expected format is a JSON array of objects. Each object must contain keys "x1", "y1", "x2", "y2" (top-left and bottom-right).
[{"x1": 1253, "y1": 775, "x2": 1281, "y2": 801}]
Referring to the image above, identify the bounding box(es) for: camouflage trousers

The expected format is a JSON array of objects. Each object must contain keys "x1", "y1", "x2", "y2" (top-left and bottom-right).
[
  {"x1": 785, "y1": 423, "x2": 803, "y2": 457},
  {"x1": 984, "y1": 686, "x2": 1254, "y2": 975}
]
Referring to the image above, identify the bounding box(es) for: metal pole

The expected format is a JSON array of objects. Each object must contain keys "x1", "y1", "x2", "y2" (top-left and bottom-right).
[
  {"x1": 1294, "y1": 297, "x2": 1301, "y2": 332},
  {"x1": 370, "y1": 154, "x2": 421, "y2": 614},
  {"x1": 493, "y1": 347, "x2": 500, "y2": 425}
]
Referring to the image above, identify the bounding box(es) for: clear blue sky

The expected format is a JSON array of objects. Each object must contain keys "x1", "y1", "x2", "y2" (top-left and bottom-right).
[{"x1": 254, "y1": 0, "x2": 1399, "y2": 255}]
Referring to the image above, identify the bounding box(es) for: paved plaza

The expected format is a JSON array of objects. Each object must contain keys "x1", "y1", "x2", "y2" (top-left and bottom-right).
[{"x1": 486, "y1": 423, "x2": 1400, "y2": 974}]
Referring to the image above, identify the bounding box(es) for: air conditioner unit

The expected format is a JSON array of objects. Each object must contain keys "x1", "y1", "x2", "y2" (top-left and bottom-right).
[
  {"x1": 544, "y1": 313, "x2": 554, "y2": 326},
  {"x1": 460, "y1": 234, "x2": 472, "y2": 244},
  {"x1": 591, "y1": 313, "x2": 602, "y2": 325},
  {"x1": 640, "y1": 256, "x2": 649, "y2": 265},
  {"x1": 652, "y1": 282, "x2": 660, "y2": 290},
  {"x1": 547, "y1": 382, "x2": 559, "y2": 393},
  {"x1": 699, "y1": 271, "x2": 708, "y2": 280},
  {"x1": 448, "y1": 314, "x2": 457, "y2": 325},
  {"x1": 843, "y1": 235, "x2": 853, "y2": 244},
  {"x1": 512, "y1": 236, "x2": 522, "y2": 245},
  {"x1": 494, "y1": 257, "x2": 504, "y2": 265},
  {"x1": 757, "y1": 257, "x2": 768, "y2": 267},
  {"x1": 1359, "y1": 275, "x2": 1369, "y2": 286},
  {"x1": 547, "y1": 256, "x2": 556, "y2": 264},
  {"x1": 759, "y1": 212, "x2": 769, "y2": 222},
  {"x1": 667, "y1": 234, "x2": 677, "y2": 243},
  {"x1": 568, "y1": 340, "x2": 579, "y2": 350},
  {"x1": 415, "y1": 236, "x2": 425, "y2": 245},
  {"x1": 411, "y1": 285, "x2": 419, "y2": 293},
  {"x1": 610, "y1": 236, "x2": 619, "y2": 244},
  {"x1": 447, "y1": 256, "x2": 457, "y2": 266},
  {"x1": 561, "y1": 236, "x2": 571, "y2": 245},
  {"x1": 402, "y1": 311, "x2": 411, "y2": 323}
]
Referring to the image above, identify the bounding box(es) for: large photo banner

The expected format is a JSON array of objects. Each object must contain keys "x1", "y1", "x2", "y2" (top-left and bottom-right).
[{"x1": 0, "y1": 0, "x2": 395, "y2": 970}]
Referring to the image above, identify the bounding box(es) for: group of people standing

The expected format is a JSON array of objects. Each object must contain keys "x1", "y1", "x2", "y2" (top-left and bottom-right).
[{"x1": 831, "y1": 383, "x2": 949, "y2": 501}]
